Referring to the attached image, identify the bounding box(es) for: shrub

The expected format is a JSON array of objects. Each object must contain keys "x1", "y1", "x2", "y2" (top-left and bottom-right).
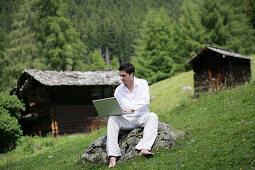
[
  {"x1": 0, "y1": 92, "x2": 25, "y2": 118},
  {"x1": 0, "y1": 92, "x2": 24, "y2": 153}
]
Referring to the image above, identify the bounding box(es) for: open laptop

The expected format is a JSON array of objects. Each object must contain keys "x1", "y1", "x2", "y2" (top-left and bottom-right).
[{"x1": 92, "y1": 97, "x2": 132, "y2": 117}]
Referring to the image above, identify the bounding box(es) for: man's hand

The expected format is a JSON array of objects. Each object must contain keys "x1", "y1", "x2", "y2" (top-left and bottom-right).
[{"x1": 122, "y1": 108, "x2": 135, "y2": 113}]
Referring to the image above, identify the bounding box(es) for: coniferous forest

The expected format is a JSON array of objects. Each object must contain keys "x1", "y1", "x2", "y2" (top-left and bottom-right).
[{"x1": 0, "y1": 0, "x2": 255, "y2": 91}]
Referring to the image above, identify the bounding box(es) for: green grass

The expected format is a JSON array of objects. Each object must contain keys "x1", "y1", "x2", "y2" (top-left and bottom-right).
[
  {"x1": 0, "y1": 64, "x2": 255, "y2": 169},
  {"x1": 0, "y1": 128, "x2": 107, "y2": 169},
  {"x1": 149, "y1": 71, "x2": 194, "y2": 113},
  {"x1": 250, "y1": 54, "x2": 255, "y2": 81}
]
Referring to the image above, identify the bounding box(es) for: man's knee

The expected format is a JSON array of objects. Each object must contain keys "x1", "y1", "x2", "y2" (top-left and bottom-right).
[
  {"x1": 149, "y1": 112, "x2": 158, "y2": 122},
  {"x1": 107, "y1": 116, "x2": 122, "y2": 130},
  {"x1": 108, "y1": 116, "x2": 116, "y2": 123},
  {"x1": 108, "y1": 116, "x2": 118, "y2": 127}
]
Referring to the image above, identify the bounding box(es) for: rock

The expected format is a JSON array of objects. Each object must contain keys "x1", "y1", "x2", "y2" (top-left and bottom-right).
[
  {"x1": 81, "y1": 122, "x2": 185, "y2": 163},
  {"x1": 182, "y1": 86, "x2": 193, "y2": 91}
]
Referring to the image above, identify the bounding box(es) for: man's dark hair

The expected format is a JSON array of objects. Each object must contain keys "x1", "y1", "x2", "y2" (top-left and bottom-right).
[{"x1": 118, "y1": 62, "x2": 135, "y2": 75}]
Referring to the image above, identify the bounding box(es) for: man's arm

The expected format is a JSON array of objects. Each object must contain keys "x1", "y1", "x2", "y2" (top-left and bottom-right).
[{"x1": 131, "y1": 80, "x2": 150, "y2": 112}]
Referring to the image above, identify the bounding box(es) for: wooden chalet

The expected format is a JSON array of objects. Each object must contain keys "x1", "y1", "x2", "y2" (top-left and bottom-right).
[
  {"x1": 13, "y1": 69, "x2": 121, "y2": 136},
  {"x1": 188, "y1": 45, "x2": 251, "y2": 93}
]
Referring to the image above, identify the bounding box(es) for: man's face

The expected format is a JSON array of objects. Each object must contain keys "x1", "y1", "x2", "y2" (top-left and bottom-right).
[{"x1": 119, "y1": 70, "x2": 134, "y2": 85}]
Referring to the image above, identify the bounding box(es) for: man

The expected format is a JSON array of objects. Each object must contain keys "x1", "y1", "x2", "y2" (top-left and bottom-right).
[{"x1": 107, "y1": 62, "x2": 158, "y2": 168}]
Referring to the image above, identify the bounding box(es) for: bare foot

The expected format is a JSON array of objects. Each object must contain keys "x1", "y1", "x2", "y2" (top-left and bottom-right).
[
  {"x1": 139, "y1": 149, "x2": 154, "y2": 157},
  {"x1": 108, "y1": 156, "x2": 117, "y2": 168}
]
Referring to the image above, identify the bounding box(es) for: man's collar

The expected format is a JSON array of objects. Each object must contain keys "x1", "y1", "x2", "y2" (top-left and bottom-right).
[
  {"x1": 134, "y1": 78, "x2": 139, "y2": 87},
  {"x1": 122, "y1": 77, "x2": 137, "y2": 90}
]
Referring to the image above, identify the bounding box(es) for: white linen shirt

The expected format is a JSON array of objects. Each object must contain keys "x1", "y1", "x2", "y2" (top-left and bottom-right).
[{"x1": 114, "y1": 78, "x2": 150, "y2": 116}]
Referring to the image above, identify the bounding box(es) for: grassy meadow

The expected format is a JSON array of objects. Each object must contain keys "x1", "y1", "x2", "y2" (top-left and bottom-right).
[
  {"x1": 149, "y1": 70, "x2": 194, "y2": 113},
  {"x1": 0, "y1": 57, "x2": 255, "y2": 169},
  {"x1": 250, "y1": 54, "x2": 255, "y2": 81}
]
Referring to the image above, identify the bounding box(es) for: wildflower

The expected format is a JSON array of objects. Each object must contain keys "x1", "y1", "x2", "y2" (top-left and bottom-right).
[
  {"x1": 181, "y1": 165, "x2": 184, "y2": 167},
  {"x1": 204, "y1": 156, "x2": 206, "y2": 159},
  {"x1": 243, "y1": 139, "x2": 246, "y2": 142}
]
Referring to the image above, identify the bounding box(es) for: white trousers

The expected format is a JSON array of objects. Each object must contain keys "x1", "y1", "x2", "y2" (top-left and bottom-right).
[{"x1": 106, "y1": 112, "x2": 158, "y2": 157}]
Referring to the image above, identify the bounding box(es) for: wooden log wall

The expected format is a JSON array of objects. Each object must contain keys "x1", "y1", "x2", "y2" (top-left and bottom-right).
[
  {"x1": 55, "y1": 105, "x2": 107, "y2": 134},
  {"x1": 52, "y1": 85, "x2": 114, "y2": 135},
  {"x1": 19, "y1": 86, "x2": 53, "y2": 136}
]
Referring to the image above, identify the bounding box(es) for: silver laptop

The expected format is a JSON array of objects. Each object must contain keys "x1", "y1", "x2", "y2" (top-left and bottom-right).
[{"x1": 92, "y1": 97, "x2": 132, "y2": 117}]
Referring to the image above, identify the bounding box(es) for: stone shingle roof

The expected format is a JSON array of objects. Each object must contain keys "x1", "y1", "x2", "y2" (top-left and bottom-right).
[
  {"x1": 20, "y1": 69, "x2": 122, "y2": 86},
  {"x1": 188, "y1": 45, "x2": 250, "y2": 63}
]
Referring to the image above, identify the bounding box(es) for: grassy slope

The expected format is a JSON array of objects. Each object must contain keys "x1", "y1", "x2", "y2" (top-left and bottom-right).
[
  {"x1": 149, "y1": 71, "x2": 194, "y2": 113},
  {"x1": 0, "y1": 56, "x2": 254, "y2": 169},
  {"x1": 119, "y1": 81, "x2": 255, "y2": 170},
  {"x1": 250, "y1": 54, "x2": 255, "y2": 81}
]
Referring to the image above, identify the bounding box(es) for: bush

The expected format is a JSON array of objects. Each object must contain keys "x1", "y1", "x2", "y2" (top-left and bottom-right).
[
  {"x1": 0, "y1": 92, "x2": 24, "y2": 153},
  {"x1": 0, "y1": 92, "x2": 25, "y2": 118}
]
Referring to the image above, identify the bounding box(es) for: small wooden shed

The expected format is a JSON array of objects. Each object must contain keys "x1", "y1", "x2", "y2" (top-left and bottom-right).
[
  {"x1": 188, "y1": 45, "x2": 251, "y2": 93},
  {"x1": 13, "y1": 69, "x2": 121, "y2": 136}
]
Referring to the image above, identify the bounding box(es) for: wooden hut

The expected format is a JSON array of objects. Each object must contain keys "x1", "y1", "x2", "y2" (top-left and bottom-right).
[
  {"x1": 13, "y1": 69, "x2": 121, "y2": 136},
  {"x1": 188, "y1": 45, "x2": 251, "y2": 93}
]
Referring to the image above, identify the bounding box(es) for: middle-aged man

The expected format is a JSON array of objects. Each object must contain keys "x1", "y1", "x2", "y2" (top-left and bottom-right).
[{"x1": 107, "y1": 62, "x2": 158, "y2": 168}]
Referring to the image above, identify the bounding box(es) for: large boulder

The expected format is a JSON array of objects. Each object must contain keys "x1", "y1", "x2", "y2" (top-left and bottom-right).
[{"x1": 81, "y1": 122, "x2": 185, "y2": 163}]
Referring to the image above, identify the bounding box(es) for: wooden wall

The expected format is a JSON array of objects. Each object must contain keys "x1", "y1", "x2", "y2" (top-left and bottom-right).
[
  {"x1": 53, "y1": 85, "x2": 113, "y2": 135},
  {"x1": 20, "y1": 82, "x2": 116, "y2": 136},
  {"x1": 19, "y1": 85, "x2": 53, "y2": 136}
]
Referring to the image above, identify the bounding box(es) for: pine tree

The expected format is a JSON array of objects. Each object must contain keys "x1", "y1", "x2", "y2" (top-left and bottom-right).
[
  {"x1": 200, "y1": 0, "x2": 229, "y2": 46},
  {"x1": 0, "y1": 28, "x2": 8, "y2": 91},
  {"x1": 0, "y1": 0, "x2": 22, "y2": 32},
  {"x1": 86, "y1": 49, "x2": 107, "y2": 71},
  {"x1": 172, "y1": 0, "x2": 206, "y2": 70},
  {"x1": 0, "y1": 0, "x2": 43, "y2": 92},
  {"x1": 33, "y1": 0, "x2": 87, "y2": 71},
  {"x1": 200, "y1": 0, "x2": 255, "y2": 54},
  {"x1": 246, "y1": 0, "x2": 255, "y2": 29},
  {"x1": 134, "y1": 9, "x2": 176, "y2": 83},
  {"x1": 109, "y1": 55, "x2": 120, "y2": 70},
  {"x1": 224, "y1": 0, "x2": 255, "y2": 54}
]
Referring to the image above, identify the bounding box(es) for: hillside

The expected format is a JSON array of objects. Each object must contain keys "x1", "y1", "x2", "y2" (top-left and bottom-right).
[
  {"x1": 149, "y1": 71, "x2": 194, "y2": 113},
  {"x1": 250, "y1": 54, "x2": 255, "y2": 80},
  {"x1": 0, "y1": 69, "x2": 254, "y2": 169}
]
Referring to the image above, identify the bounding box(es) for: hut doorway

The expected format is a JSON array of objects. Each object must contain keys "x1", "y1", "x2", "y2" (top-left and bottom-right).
[{"x1": 208, "y1": 69, "x2": 224, "y2": 92}]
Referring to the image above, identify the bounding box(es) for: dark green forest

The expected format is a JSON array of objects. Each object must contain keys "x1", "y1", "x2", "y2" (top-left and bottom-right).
[{"x1": 0, "y1": 0, "x2": 255, "y2": 91}]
